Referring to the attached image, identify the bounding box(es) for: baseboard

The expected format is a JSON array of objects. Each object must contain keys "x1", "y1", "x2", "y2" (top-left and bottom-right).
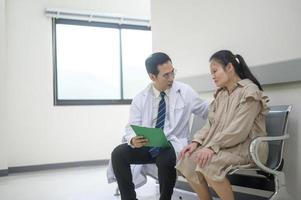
[
  {"x1": 1, "y1": 159, "x2": 109, "y2": 176},
  {"x1": 0, "y1": 169, "x2": 8, "y2": 177}
]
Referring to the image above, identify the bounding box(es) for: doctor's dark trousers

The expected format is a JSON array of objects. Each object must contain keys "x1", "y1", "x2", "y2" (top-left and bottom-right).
[{"x1": 111, "y1": 143, "x2": 177, "y2": 200}]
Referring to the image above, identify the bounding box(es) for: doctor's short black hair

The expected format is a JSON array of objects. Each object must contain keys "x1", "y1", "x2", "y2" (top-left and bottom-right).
[{"x1": 145, "y1": 52, "x2": 172, "y2": 76}]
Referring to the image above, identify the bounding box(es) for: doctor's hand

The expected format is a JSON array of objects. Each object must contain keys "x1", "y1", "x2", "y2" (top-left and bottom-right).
[
  {"x1": 131, "y1": 136, "x2": 148, "y2": 148},
  {"x1": 179, "y1": 142, "x2": 199, "y2": 160},
  {"x1": 196, "y1": 147, "x2": 214, "y2": 168}
]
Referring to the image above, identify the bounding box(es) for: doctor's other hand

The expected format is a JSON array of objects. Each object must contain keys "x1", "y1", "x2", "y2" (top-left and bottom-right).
[
  {"x1": 131, "y1": 136, "x2": 148, "y2": 148},
  {"x1": 179, "y1": 142, "x2": 199, "y2": 160}
]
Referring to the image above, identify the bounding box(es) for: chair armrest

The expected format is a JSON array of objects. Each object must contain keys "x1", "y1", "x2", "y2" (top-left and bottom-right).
[{"x1": 249, "y1": 134, "x2": 289, "y2": 175}]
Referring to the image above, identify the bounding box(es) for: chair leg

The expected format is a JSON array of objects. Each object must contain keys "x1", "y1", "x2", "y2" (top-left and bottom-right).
[
  {"x1": 270, "y1": 172, "x2": 292, "y2": 200},
  {"x1": 114, "y1": 186, "x2": 120, "y2": 196}
]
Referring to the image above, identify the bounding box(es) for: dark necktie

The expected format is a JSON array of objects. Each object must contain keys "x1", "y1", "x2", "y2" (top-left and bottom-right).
[{"x1": 149, "y1": 92, "x2": 166, "y2": 158}]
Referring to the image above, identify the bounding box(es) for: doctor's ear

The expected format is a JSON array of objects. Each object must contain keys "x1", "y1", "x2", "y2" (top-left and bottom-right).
[{"x1": 149, "y1": 73, "x2": 157, "y2": 81}]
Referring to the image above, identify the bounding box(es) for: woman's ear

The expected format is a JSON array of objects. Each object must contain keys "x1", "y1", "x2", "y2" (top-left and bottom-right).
[{"x1": 226, "y1": 63, "x2": 235, "y2": 73}]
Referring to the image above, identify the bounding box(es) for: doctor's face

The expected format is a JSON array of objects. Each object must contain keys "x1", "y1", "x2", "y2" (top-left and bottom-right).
[{"x1": 150, "y1": 61, "x2": 175, "y2": 91}]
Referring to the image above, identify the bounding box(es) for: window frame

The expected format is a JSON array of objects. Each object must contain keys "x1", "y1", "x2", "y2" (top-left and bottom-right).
[{"x1": 52, "y1": 18, "x2": 151, "y2": 106}]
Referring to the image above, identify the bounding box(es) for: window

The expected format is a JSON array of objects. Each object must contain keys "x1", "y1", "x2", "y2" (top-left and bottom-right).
[{"x1": 52, "y1": 19, "x2": 152, "y2": 105}]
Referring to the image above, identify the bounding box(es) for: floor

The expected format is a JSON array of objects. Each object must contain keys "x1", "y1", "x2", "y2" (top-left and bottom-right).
[
  {"x1": 0, "y1": 165, "x2": 185, "y2": 200},
  {"x1": 0, "y1": 165, "x2": 274, "y2": 200}
]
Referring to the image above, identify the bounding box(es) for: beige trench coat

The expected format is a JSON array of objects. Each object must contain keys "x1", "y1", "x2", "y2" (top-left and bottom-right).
[{"x1": 176, "y1": 79, "x2": 269, "y2": 183}]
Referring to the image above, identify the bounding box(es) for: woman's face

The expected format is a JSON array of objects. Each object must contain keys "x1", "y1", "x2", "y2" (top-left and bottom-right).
[{"x1": 210, "y1": 60, "x2": 230, "y2": 88}]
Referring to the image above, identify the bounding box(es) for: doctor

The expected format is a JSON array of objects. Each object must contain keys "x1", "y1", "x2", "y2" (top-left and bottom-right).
[{"x1": 111, "y1": 52, "x2": 208, "y2": 200}]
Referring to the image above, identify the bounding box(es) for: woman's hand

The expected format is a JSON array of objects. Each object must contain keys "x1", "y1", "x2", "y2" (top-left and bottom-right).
[
  {"x1": 179, "y1": 142, "x2": 199, "y2": 160},
  {"x1": 196, "y1": 147, "x2": 214, "y2": 168}
]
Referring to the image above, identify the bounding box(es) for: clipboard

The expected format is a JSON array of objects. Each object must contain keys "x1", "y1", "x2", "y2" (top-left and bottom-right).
[{"x1": 130, "y1": 125, "x2": 171, "y2": 148}]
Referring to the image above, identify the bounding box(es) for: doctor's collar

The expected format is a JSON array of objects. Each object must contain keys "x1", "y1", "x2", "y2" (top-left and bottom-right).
[{"x1": 152, "y1": 85, "x2": 170, "y2": 98}]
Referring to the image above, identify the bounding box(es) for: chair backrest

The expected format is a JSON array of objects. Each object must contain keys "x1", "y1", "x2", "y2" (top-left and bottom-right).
[
  {"x1": 189, "y1": 105, "x2": 292, "y2": 170},
  {"x1": 265, "y1": 105, "x2": 291, "y2": 170}
]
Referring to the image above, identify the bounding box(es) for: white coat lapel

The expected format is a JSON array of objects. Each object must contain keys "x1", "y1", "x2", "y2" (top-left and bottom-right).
[
  {"x1": 169, "y1": 82, "x2": 185, "y2": 128},
  {"x1": 141, "y1": 84, "x2": 153, "y2": 127}
]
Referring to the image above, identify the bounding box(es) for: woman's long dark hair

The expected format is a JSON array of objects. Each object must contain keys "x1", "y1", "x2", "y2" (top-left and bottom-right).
[{"x1": 209, "y1": 50, "x2": 263, "y2": 91}]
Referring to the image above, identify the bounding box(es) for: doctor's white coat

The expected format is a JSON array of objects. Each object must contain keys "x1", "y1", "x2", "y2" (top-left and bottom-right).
[{"x1": 107, "y1": 81, "x2": 209, "y2": 187}]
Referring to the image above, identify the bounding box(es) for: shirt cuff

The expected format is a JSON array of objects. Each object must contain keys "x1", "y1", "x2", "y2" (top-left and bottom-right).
[
  {"x1": 209, "y1": 144, "x2": 220, "y2": 154},
  {"x1": 192, "y1": 139, "x2": 203, "y2": 146},
  {"x1": 127, "y1": 135, "x2": 136, "y2": 148}
]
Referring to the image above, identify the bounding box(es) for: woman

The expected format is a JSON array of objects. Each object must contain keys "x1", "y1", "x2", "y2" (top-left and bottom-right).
[{"x1": 176, "y1": 50, "x2": 269, "y2": 200}]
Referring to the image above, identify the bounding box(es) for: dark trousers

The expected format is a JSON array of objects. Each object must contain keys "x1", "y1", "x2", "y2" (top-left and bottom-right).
[{"x1": 111, "y1": 143, "x2": 177, "y2": 200}]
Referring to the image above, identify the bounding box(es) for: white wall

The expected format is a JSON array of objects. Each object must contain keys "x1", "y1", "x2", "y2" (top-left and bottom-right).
[
  {"x1": 152, "y1": 0, "x2": 301, "y2": 77},
  {"x1": 3, "y1": 0, "x2": 150, "y2": 167},
  {"x1": 0, "y1": 0, "x2": 8, "y2": 171},
  {"x1": 151, "y1": 0, "x2": 301, "y2": 198}
]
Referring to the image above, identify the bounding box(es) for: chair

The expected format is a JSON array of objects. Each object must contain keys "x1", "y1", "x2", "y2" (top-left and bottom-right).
[{"x1": 174, "y1": 105, "x2": 293, "y2": 200}]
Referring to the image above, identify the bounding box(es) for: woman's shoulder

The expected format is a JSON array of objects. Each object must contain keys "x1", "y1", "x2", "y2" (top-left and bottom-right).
[
  {"x1": 239, "y1": 79, "x2": 269, "y2": 112},
  {"x1": 239, "y1": 79, "x2": 260, "y2": 92},
  {"x1": 237, "y1": 79, "x2": 262, "y2": 99}
]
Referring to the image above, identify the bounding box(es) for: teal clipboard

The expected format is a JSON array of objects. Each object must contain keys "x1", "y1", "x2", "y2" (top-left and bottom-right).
[{"x1": 130, "y1": 125, "x2": 171, "y2": 148}]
